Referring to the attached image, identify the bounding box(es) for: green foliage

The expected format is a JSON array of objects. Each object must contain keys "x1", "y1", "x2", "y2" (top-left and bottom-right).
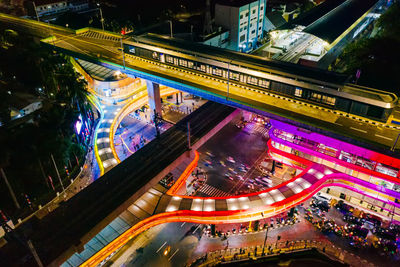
[
  {"x1": 0, "y1": 29, "x2": 90, "y2": 217},
  {"x1": 338, "y1": 3, "x2": 400, "y2": 94}
]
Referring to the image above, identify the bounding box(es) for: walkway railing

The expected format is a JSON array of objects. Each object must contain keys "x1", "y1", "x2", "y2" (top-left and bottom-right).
[{"x1": 188, "y1": 239, "x2": 375, "y2": 267}]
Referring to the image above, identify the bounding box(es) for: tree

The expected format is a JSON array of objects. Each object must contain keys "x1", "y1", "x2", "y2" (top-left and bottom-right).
[{"x1": 337, "y1": 3, "x2": 400, "y2": 94}]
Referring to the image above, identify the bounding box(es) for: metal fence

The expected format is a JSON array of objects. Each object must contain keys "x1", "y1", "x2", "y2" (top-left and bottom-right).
[{"x1": 188, "y1": 239, "x2": 375, "y2": 267}]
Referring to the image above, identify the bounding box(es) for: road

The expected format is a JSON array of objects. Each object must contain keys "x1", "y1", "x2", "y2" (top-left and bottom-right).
[{"x1": 194, "y1": 116, "x2": 296, "y2": 197}]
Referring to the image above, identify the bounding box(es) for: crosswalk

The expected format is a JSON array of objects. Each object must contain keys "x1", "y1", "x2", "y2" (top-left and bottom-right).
[
  {"x1": 244, "y1": 123, "x2": 269, "y2": 136},
  {"x1": 198, "y1": 184, "x2": 230, "y2": 197},
  {"x1": 80, "y1": 31, "x2": 120, "y2": 42}
]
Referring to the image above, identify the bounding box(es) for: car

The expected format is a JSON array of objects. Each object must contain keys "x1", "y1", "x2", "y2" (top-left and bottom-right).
[
  {"x1": 205, "y1": 151, "x2": 214, "y2": 157},
  {"x1": 163, "y1": 245, "x2": 171, "y2": 256},
  {"x1": 227, "y1": 156, "x2": 235, "y2": 163}
]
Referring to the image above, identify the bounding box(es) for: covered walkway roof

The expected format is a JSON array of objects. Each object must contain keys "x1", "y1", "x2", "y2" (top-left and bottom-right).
[
  {"x1": 279, "y1": 0, "x2": 346, "y2": 30},
  {"x1": 304, "y1": 0, "x2": 379, "y2": 43}
]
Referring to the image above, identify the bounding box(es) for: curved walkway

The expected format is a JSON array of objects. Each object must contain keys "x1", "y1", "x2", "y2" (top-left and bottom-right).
[
  {"x1": 81, "y1": 142, "x2": 400, "y2": 266},
  {"x1": 94, "y1": 85, "x2": 177, "y2": 175}
]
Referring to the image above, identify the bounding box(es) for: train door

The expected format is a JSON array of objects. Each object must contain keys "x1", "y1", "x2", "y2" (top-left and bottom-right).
[
  {"x1": 160, "y1": 54, "x2": 165, "y2": 63},
  {"x1": 174, "y1": 57, "x2": 179, "y2": 66}
]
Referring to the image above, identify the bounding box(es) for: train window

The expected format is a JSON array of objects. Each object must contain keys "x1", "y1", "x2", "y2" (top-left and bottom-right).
[
  {"x1": 199, "y1": 64, "x2": 206, "y2": 72},
  {"x1": 188, "y1": 61, "x2": 194, "y2": 69},
  {"x1": 259, "y1": 79, "x2": 269, "y2": 88},
  {"x1": 248, "y1": 76, "x2": 258, "y2": 85},
  {"x1": 295, "y1": 88, "x2": 302, "y2": 97},
  {"x1": 166, "y1": 55, "x2": 174, "y2": 64},
  {"x1": 129, "y1": 47, "x2": 135, "y2": 54},
  {"x1": 174, "y1": 58, "x2": 179, "y2": 65},
  {"x1": 152, "y1": 52, "x2": 158, "y2": 59},
  {"x1": 213, "y1": 68, "x2": 222, "y2": 76},
  {"x1": 179, "y1": 59, "x2": 187, "y2": 67},
  {"x1": 311, "y1": 93, "x2": 322, "y2": 102},
  {"x1": 322, "y1": 95, "x2": 336, "y2": 105},
  {"x1": 229, "y1": 72, "x2": 239, "y2": 81}
]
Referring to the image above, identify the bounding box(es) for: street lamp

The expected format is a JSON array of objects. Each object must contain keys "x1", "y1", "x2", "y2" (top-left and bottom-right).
[
  {"x1": 167, "y1": 20, "x2": 173, "y2": 38},
  {"x1": 262, "y1": 225, "x2": 269, "y2": 255},
  {"x1": 32, "y1": 1, "x2": 40, "y2": 21},
  {"x1": 97, "y1": 3, "x2": 105, "y2": 31}
]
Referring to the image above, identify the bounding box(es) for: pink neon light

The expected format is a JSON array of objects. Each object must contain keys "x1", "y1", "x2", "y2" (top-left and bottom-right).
[
  {"x1": 270, "y1": 119, "x2": 400, "y2": 169},
  {"x1": 269, "y1": 130, "x2": 400, "y2": 184}
]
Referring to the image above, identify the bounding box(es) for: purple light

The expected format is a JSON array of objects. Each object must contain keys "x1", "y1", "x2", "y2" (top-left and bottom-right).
[{"x1": 75, "y1": 114, "x2": 83, "y2": 134}]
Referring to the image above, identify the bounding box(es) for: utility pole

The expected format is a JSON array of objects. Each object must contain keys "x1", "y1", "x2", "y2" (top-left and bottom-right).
[
  {"x1": 97, "y1": 3, "x2": 105, "y2": 31},
  {"x1": 391, "y1": 133, "x2": 400, "y2": 151},
  {"x1": 168, "y1": 20, "x2": 173, "y2": 37},
  {"x1": 32, "y1": 2, "x2": 40, "y2": 21},
  {"x1": 120, "y1": 38, "x2": 126, "y2": 69},
  {"x1": 262, "y1": 225, "x2": 269, "y2": 255},
  {"x1": 153, "y1": 109, "x2": 161, "y2": 138},
  {"x1": 27, "y1": 240, "x2": 44, "y2": 267},
  {"x1": 226, "y1": 60, "x2": 231, "y2": 100},
  {"x1": 187, "y1": 122, "x2": 191, "y2": 149},
  {"x1": 0, "y1": 168, "x2": 20, "y2": 209},
  {"x1": 50, "y1": 154, "x2": 65, "y2": 192}
]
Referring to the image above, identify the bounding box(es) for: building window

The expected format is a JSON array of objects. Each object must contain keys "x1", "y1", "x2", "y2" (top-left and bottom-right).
[
  {"x1": 252, "y1": 10, "x2": 256, "y2": 14},
  {"x1": 245, "y1": 12, "x2": 249, "y2": 17},
  {"x1": 240, "y1": 14, "x2": 243, "y2": 19},
  {"x1": 376, "y1": 163, "x2": 399, "y2": 177},
  {"x1": 251, "y1": 30, "x2": 255, "y2": 34},
  {"x1": 261, "y1": 6, "x2": 264, "y2": 10},
  {"x1": 240, "y1": 35, "x2": 245, "y2": 42}
]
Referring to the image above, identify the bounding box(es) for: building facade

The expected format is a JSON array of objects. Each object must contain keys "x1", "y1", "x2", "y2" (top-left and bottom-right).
[{"x1": 215, "y1": 0, "x2": 267, "y2": 52}]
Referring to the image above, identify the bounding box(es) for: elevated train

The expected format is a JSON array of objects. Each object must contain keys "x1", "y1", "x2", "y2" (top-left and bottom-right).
[{"x1": 123, "y1": 34, "x2": 397, "y2": 122}]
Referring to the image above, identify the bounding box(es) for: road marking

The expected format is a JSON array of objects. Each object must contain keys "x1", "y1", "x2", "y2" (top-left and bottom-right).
[
  {"x1": 168, "y1": 248, "x2": 180, "y2": 261},
  {"x1": 334, "y1": 122, "x2": 343, "y2": 126},
  {"x1": 350, "y1": 127, "x2": 367, "y2": 133},
  {"x1": 156, "y1": 241, "x2": 167, "y2": 253},
  {"x1": 375, "y1": 134, "x2": 393, "y2": 141},
  {"x1": 181, "y1": 222, "x2": 186, "y2": 227},
  {"x1": 193, "y1": 225, "x2": 201, "y2": 233}
]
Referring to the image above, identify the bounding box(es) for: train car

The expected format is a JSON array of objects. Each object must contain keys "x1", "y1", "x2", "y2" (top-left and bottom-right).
[{"x1": 122, "y1": 33, "x2": 397, "y2": 122}]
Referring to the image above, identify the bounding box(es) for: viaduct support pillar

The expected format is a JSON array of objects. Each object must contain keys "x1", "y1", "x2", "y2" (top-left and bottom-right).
[{"x1": 146, "y1": 81, "x2": 162, "y2": 119}]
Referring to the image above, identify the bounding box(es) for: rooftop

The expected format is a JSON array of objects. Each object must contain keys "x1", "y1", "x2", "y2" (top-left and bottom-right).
[
  {"x1": 304, "y1": 0, "x2": 379, "y2": 43},
  {"x1": 216, "y1": 0, "x2": 259, "y2": 8},
  {"x1": 132, "y1": 33, "x2": 349, "y2": 85},
  {"x1": 76, "y1": 59, "x2": 126, "y2": 81},
  {"x1": 279, "y1": 0, "x2": 346, "y2": 30}
]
